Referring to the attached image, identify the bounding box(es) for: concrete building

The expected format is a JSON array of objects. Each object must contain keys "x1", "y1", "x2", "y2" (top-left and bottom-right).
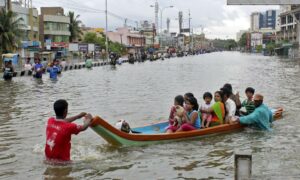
[
  {"x1": 106, "y1": 27, "x2": 145, "y2": 53},
  {"x1": 140, "y1": 20, "x2": 156, "y2": 48},
  {"x1": 193, "y1": 33, "x2": 212, "y2": 50},
  {"x1": 0, "y1": 1, "x2": 40, "y2": 57},
  {"x1": 276, "y1": 5, "x2": 300, "y2": 44},
  {"x1": 251, "y1": 10, "x2": 278, "y2": 32},
  {"x1": 160, "y1": 31, "x2": 176, "y2": 49},
  {"x1": 260, "y1": 10, "x2": 277, "y2": 29},
  {"x1": 251, "y1": 32, "x2": 263, "y2": 51},
  {"x1": 251, "y1": 12, "x2": 260, "y2": 31},
  {"x1": 39, "y1": 7, "x2": 70, "y2": 52}
]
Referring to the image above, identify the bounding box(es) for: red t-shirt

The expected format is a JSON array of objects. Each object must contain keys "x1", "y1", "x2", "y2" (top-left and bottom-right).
[{"x1": 45, "y1": 117, "x2": 82, "y2": 161}]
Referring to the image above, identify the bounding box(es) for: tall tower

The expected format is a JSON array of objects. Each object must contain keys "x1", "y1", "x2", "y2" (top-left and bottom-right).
[
  {"x1": 155, "y1": 1, "x2": 159, "y2": 33},
  {"x1": 166, "y1": 18, "x2": 170, "y2": 33},
  {"x1": 178, "y1": 11, "x2": 183, "y2": 33}
]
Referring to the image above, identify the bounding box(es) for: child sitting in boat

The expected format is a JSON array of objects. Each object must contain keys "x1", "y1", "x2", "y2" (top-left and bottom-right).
[
  {"x1": 173, "y1": 105, "x2": 185, "y2": 128},
  {"x1": 200, "y1": 92, "x2": 213, "y2": 128},
  {"x1": 176, "y1": 96, "x2": 201, "y2": 132},
  {"x1": 166, "y1": 95, "x2": 184, "y2": 133},
  {"x1": 240, "y1": 87, "x2": 255, "y2": 115}
]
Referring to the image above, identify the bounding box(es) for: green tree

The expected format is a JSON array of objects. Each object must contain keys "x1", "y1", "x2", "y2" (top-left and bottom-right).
[
  {"x1": 238, "y1": 33, "x2": 247, "y2": 47},
  {"x1": 225, "y1": 39, "x2": 237, "y2": 50},
  {"x1": 0, "y1": 9, "x2": 24, "y2": 67},
  {"x1": 0, "y1": 9, "x2": 23, "y2": 54},
  {"x1": 83, "y1": 32, "x2": 126, "y2": 55},
  {"x1": 68, "y1": 11, "x2": 82, "y2": 42},
  {"x1": 83, "y1": 32, "x2": 99, "y2": 44},
  {"x1": 266, "y1": 42, "x2": 275, "y2": 55},
  {"x1": 256, "y1": 45, "x2": 263, "y2": 53}
]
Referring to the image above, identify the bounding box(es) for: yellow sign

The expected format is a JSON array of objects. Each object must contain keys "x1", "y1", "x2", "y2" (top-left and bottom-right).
[{"x1": 94, "y1": 28, "x2": 104, "y2": 33}]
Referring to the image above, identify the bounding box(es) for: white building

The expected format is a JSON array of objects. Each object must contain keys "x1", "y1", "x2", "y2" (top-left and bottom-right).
[
  {"x1": 251, "y1": 32, "x2": 263, "y2": 48},
  {"x1": 251, "y1": 12, "x2": 260, "y2": 31}
]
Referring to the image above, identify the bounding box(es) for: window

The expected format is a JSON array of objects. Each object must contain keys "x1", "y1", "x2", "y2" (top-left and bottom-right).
[{"x1": 44, "y1": 22, "x2": 69, "y2": 31}]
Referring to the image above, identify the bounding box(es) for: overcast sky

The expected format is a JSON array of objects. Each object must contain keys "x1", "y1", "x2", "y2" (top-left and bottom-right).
[{"x1": 33, "y1": 0, "x2": 279, "y2": 39}]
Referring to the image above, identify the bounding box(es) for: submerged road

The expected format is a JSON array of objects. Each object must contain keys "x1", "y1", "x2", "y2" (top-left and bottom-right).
[{"x1": 0, "y1": 51, "x2": 299, "y2": 179}]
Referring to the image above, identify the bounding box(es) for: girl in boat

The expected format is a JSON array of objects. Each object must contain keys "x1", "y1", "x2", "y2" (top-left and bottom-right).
[
  {"x1": 200, "y1": 91, "x2": 225, "y2": 126},
  {"x1": 168, "y1": 95, "x2": 184, "y2": 124},
  {"x1": 184, "y1": 92, "x2": 194, "y2": 102},
  {"x1": 176, "y1": 96, "x2": 201, "y2": 132},
  {"x1": 166, "y1": 95, "x2": 184, "y2": 133}
]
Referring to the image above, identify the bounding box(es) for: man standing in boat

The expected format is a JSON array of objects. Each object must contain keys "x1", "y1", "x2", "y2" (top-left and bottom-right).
[{"x1": 229, "y1": 94, "x2": 273, "y2": 131}]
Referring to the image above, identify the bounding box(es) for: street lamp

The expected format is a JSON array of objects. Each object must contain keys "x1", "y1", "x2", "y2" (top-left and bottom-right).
[
  {"x1": 150, "y1": 5, "x2": 174, "y2": 33},
  {"x1": 105, "y1": 0, "x2": 109, "y2": 61},
  {"x1": 150, "y1": 3, "x2": 173, "y2": 49},
  {"x1": 160, "y1": 6, "x2": 174, "y2": 33}
]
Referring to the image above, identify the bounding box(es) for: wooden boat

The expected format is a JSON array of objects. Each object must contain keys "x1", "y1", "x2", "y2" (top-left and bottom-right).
[{"x1": 90, "y1": 108, "x2": 283, "y2": 146}]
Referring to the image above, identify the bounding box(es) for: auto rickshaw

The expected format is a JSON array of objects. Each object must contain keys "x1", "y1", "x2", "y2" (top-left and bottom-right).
[{"x1": 2, "y1": 54, "x2": 18, "y2": 80}]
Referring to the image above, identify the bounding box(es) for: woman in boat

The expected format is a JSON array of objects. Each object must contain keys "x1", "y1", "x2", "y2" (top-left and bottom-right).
[
  {"x1": 176, "y1": 96, "x2": 201, "y2": 132},
  {"x1": 200, "y1": 91, "x2": 225, "y2": 126}
]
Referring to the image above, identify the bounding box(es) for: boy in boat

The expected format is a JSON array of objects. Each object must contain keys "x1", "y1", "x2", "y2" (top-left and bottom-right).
[
  {"x1": 240, "y1": 87, "x2": 255, "y2": 115},
  {"x1": 45, "y1": 99, "x2": 93, "y2": 162}
]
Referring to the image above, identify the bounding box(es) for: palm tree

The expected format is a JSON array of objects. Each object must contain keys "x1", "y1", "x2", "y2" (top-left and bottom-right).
[
  {"x1": 0, "y1": 9, "x2": 23, "y2": 67},
  {"x1": 0, "y1": 9, "x2": 23, "y2": 54},
  {"x1": 68, "y1": 11, "x2": 83, "y2": 42}
]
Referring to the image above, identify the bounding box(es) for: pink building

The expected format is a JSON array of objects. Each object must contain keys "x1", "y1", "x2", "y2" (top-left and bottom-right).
[{"x1": 106, "y1": 27, "x2": 145, "y2": 53}]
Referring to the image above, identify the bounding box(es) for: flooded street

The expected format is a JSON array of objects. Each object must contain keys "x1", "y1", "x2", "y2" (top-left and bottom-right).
[{"x1": 0, "y1": 52, "x2": 299, "y2": 179}]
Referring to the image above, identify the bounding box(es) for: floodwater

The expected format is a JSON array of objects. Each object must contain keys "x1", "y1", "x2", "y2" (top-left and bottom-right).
[{"x1": 0, "y1": 52, "x2": 299, "y2": 179}]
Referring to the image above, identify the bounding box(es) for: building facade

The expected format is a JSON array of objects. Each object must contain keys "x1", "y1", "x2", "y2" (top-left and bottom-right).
[
  {"x1": 260, "y1": 10, "x2": 277, "y2": 29},
  {"x1": 251, "y1": 12, "x2": 260, "y2": 31},
  {"x1": 0, "y1": 1, "x2": 40, "y2": 58},
  {"x1": 276, "y1": 5, "x2": 300, "y2": 44},
  {"x1": 39, "y1": 7, "x2": 70, "y2": 52}
]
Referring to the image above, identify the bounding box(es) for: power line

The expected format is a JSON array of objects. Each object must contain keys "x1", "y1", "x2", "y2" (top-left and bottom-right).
[{"x1": 34, "y1": 0, "x2": 139, "y2": 25}]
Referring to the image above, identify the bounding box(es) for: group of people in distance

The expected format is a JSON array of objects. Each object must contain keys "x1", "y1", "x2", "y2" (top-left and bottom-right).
[
  {"x1": 2, "y1": 57, "x2": 65, "y2": 81},
  {"x1": 166, "y1": 83, "x2": 274, "y2": 133},
  {"x1": 24, "y1": 57, "x2": 63, "y2": 79}
]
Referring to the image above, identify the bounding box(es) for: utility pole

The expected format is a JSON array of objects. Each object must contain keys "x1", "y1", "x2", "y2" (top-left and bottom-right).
[
  {"x1": 7, "y1": 0, "x2": 12, "y2": 11},
  {"x1": 189, "y1": 9, "x2": 192, "y2": 52},
  {"x1": 167, "y1": 18, "x2": 170, "y2": 33},
  {"x1": 135, "y1": 21, "x2": 139, "y2": 30},
  {"x1": 124, "y1": 18, "x2": 127, "y2": 27},
  {"x1": 105, "y1": 0, "x2": 109, "y2": 62}
]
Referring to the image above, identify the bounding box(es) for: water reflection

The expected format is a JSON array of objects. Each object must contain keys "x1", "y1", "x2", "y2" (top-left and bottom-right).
[
  {"x1": 0, "y1": 81, "x2": 22, "y2": 178},
  {"x1": 44, "y1": 166, "x2": 73, "y2": 180}
]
